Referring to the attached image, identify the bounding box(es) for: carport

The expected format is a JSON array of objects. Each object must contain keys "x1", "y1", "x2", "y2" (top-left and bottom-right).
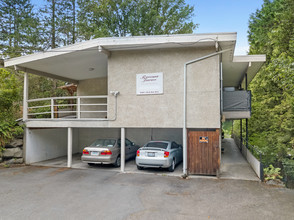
[
  {"x1": 28, "y1": 127, "x2": 183, "y2": 175},
  {"x1": 28, "y1": 126, "x2": 259, "y2": 180}
]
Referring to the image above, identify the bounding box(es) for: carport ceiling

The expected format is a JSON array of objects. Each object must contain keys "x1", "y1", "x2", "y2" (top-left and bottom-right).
[{"x1": 17, "y1": 49, "x2": 108, "y2": 81}]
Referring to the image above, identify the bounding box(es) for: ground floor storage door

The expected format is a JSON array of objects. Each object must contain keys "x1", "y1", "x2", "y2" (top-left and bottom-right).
[{"x1": 187, "y1": 129, "x2": 220, "y2": 176}]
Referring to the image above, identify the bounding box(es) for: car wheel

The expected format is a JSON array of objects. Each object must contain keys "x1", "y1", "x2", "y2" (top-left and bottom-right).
[
  {"x1": 114, "y1": 156, "x2": 121, "y2": 167},
  {"x1": 168, "y1": 159, "x2": 175, "y2": 172},
  {"x1": 137, "y1": 165, "x2": 143, "y2": 170}
]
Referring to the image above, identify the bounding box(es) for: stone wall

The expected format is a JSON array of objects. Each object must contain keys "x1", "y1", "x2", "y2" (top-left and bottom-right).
[{"x1": 0, "y1": 138, "x2": 24, "y2": 164}]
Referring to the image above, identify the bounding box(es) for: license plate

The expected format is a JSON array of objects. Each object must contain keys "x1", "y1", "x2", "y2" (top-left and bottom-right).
[
  {"x1": 91, "y1": 151, "x2": 99, "y2": 156},
  {"x1": 147, "y1": 152, "x2": 155, "y2": 157}
]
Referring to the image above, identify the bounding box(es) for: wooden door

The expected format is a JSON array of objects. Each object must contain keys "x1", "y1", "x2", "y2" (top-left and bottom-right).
[{"x1": 187, "y1": 129, "x2": 220, "y2": 176}]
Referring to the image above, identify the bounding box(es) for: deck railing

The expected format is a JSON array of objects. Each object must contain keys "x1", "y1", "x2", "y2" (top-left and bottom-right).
[{"x1": 27, "y1": 95, "x2": 108, "y2": 119}]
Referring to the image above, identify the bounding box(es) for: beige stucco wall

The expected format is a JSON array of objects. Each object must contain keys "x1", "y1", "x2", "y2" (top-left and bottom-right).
[
  {"x1": 77, "y1": 77, "x2": 107, "y2": 96},
  {"x1": 77, "y1": 77, "x2": 108, "y2": 118},
  {"x1": 104, "y1": 47, "x2": 220, "y2": 128}
]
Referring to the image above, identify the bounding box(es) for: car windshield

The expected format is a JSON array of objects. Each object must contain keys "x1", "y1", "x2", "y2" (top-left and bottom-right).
[
  {"x1": 146, "y1": 142, "x2": 168, "y2": 149},
  {"x1": 90, "y1": 139, "x2": 116, "y2": 147}
]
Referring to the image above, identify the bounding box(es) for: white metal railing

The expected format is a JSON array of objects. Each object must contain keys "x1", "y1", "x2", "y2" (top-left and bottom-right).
[{"x1": 27, "y1": 95, "x2": 108, "y2": 119}]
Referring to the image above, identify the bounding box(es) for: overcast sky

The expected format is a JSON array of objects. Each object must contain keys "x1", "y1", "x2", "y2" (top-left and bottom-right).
[{"x1": 188, "y1": 0, "x2": 264, "y2": 55}]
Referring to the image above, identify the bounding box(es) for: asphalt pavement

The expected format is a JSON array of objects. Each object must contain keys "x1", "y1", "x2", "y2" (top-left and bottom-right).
[{"x1": 0, "y1": 166, "x2": 293, "y2": 220}]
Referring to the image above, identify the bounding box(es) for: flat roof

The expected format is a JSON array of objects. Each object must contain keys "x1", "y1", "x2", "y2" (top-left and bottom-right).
[{"x1": 4, "y1": 33, "x2": 265, "y2": 86}]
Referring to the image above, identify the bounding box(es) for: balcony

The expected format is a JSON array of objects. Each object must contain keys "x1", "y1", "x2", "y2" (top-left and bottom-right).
[
  {"x1": 223, "y1": 91, "x2": 251, "y2": 119},
  {"x1": 27, "y1": 95, "x2": 108, "y2": 120}
]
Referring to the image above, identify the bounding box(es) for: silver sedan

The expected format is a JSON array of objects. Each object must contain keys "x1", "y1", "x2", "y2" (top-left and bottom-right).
[
  {"x1": 81, "y1": 138, "x2": 139, "y2": 167},
  {"x1": 136, "y1": 141, "x2": 183, "y2": 172}
]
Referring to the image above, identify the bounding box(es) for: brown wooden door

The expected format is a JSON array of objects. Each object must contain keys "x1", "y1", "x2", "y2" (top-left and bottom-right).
[{"x1": 187, "y1": 129, "x2": 220, "y2": 175}]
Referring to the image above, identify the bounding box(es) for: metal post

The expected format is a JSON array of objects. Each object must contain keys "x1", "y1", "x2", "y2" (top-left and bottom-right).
[
  {"x1": 220, "y1": 60, "x2": 223, "y2": 115},
  {"x1": 67, "y1": 127, "x2": 73, "y2": 168},
  {"x1": 51, "y1": 98, "x2": 54, "y2": 119},
  {"x1": 121, "y1": 128, "x2": 125, "y2": 172},
  {"x1": 245, "y1": 73, "x2": 249, "y2": 149},
  {"x1": 77, "y1": 97, "x2": 81, "y2": 119},
  {"x1": 183, "y1": 64, "x2": 187, "y2": 176},
  {"x1": 240, "y1": 119, "x2": 242, "y2": 148},
  {"x1": 23, "y1": 72, "x2": 29, "y2": 121}
]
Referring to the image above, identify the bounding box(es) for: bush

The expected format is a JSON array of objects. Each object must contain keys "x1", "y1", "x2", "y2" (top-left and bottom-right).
[
  {"x1": 264, "y1": 165, "x2": 282, "y2": 181},
  {"x1": 0, "y1": 68, "x2": 23, "y2": 148},
  {"x1": 282, "y1": 159, "x2": 294, "y2": 188}
]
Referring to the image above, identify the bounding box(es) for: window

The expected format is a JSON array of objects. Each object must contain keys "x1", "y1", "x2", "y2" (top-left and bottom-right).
[
  {"x1": 171, "y1": 142, "x2": 178, "y2": 149},
  {"x1": 146, "y1": 142, "x2": 168, "y2": 149},
  {"x1": 125, "y1": 139, "x2": 132, "y2": 146}
]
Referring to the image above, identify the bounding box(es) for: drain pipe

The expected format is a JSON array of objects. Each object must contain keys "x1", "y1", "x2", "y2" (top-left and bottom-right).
[
  {"x1": 182, "y1": 49, "x2": 231, "y2": 177},
  {"x1": 108, "y1": 91, "x2": 120, "y2": 121}
]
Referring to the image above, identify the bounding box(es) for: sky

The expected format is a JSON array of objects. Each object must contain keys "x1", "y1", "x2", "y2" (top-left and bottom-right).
[
  {"x1": 31, "y1": 0, "x2": 264, "y2": 55},
  {"x1": 187, "y1": 0, "x2": 264, "y2": 55}
]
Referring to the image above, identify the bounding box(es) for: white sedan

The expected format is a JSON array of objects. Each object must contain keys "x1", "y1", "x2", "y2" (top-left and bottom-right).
[{"x1": 136, "y1": 141, "x2": 183, "y2": 172}]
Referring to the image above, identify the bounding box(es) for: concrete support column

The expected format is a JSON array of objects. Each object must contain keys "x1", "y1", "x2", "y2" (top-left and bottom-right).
[
  {"x1": 67, "y1": 127, "x2": 73, "y2": 168},
  {"x1": 23, "y1": 127, "x2": 28, "y2": 164},
  {"x1": 121, "y1": 128, "x2": 125, "y2": 172},
  {"x1": 23, "y1": 72, "x2": 28, "y2": 121}
]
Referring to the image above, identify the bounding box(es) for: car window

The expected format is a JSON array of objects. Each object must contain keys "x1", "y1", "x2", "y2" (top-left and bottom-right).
[
  {"x1": 117, "y1": 139, "x2": 132, "y2": 147},
  {"x1": 125, "y1": 139, "x2": 132, "y2": 146},
  {"x1": 146, "y1": 142, "x2": 168, "y2": 149},
  {"x1": 171, "y1": 142, "x2": 178, "y2": 149},
  {"x1": 90, "y1": 139, "x2": 116, "y2": 147}
]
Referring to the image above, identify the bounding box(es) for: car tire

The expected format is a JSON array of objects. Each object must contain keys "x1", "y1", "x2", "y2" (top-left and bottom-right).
[
  {"x1": 168, "y1": 159, "x2": 176, "y2": 172},
  {"x1": 137, "y1": 165, "x2": 143, "y2": 170},
  {"x1": 114, "y1": 156, "x2": 121, "y2": 167}
]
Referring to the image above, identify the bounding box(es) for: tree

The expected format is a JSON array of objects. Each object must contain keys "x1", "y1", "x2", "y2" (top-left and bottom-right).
[
  {"x1": 77, "y1": 0, "x2": 197, "y2": 40},
  {"x1": 0, "y1": 68, "x2": 22, "y2": 147},
  {"x1": 0, "y1": 0, "x2": 42, "y2": 58},
  {"x1": 246, "y1": 0, "x2": 294, "y2": 165},
  {"x1": 41, "y1": 0, "x2": 76, "y2": 49}
]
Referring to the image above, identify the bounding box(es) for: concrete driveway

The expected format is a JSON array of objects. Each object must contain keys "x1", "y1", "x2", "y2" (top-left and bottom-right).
[{"x1": 0, "y1": 166, "x2": 293, "y2": 220}]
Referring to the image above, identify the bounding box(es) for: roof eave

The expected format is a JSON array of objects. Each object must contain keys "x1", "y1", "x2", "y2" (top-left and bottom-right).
[{"x1": 4, "y1": 33, "x2": 237, "y2": 67}]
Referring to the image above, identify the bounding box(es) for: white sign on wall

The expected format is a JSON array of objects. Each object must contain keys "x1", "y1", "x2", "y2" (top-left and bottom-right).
[{"x1": 136, "y1": 72, "x2": 163, "y2": 95}]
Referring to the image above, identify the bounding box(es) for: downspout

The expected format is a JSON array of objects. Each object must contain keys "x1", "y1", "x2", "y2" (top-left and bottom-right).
[
  {"x1": 220, "y1": 57, "x2": 223, "y2": 115},
  {"x1": 108, "y1": 91, "x2": 120, "y2": 121},
  {"x1": 182, "y1": 48, "x2": 231, "y2": 177}
]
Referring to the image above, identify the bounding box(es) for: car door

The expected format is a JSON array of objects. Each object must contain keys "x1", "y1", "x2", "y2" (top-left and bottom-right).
[
  {"x1": 125, "y1": 139, "x2": 133, "y2": 160},
  {"x1": 171, "y1": 142, "x2": 181, "y2": 164}
]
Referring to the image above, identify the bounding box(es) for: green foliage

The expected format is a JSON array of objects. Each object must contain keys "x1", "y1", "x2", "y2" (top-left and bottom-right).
[
  {"x1": 0, "y1": 121, "x2": 23, "y2": 148},
  {"x1": 247, "y1": 0, "x2": 294, "y2": 166},
  {"x1": 222, "y1": 120, "x2": 232, "y2": 138},
  {"x1": 264, "y1": 164, "x2": 282, "y2": 181},
  {"x1": 283, "y1": 159, "x2": 294, "y2": 180},
  {"x1": 0, "y1": 68, "x2": 23, "y2": 147},
  {"x1": 28, "y1": 74, "x2": 68, "y2": 99},
  {"x1": 0, "y1": 0, "x2": 43, "y2": 58},
  {"x1": 41, "y1": 0, "x2": 76, "y2": 49},
  {"x1": 0, "y1": 69, "x2": 21, "y2": 119},
  {"x1": 77, "y1": 0, "x2": 197, "y2": 39}
]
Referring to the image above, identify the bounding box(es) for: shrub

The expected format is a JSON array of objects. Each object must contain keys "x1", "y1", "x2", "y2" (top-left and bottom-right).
[{"x1": 264, "y1": 164, "x2": 282, "y2": 181}]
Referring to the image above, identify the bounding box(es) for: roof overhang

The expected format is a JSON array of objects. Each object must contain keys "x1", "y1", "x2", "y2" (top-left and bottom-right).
[
  {"x1": 4, "y1": 33, "x2": 265, "y2": 87},
  {"x1": 222, "y1": 54, "x2": 266, "y2": 87}
]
